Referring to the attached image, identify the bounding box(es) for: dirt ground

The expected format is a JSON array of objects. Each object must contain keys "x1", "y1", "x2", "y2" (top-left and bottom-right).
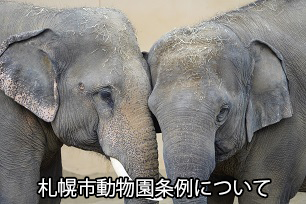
[{"x1": 4, "y1": 0, "x2": 306, "y2": 203}]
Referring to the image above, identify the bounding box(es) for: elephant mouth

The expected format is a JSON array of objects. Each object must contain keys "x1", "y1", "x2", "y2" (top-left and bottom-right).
[
  {"x1": 215, "y1": 141, "x2": 237, "y2": 162},
  {"x1": 85, "y1": 129, "x2": 103, "y2": 153},
  {"x1": 110, "y1": 157, "x2": 163, "y2": 201},
  {"x1": 215, "y1": 142, "x2": 227, "y2": 155}
]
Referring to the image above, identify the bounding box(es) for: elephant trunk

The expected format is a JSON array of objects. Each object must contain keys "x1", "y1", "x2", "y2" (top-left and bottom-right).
[
  {"x1": 160, "y1": 109, "x2": 216, "y2": 203},
  {"x1": 124, "y1": 122, "x2": 159, "y2": 180},
  {"x1": 99, "y1": 108, "x2": 160, "y2": 203}
]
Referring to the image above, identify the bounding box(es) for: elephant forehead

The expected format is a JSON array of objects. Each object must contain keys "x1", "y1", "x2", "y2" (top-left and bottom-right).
[
  {"x1": 57, "y1": 8, "x2": 139, "y2": 53},
  {"x1": 62, "y1": 26, "x2": 139, "y2": 55},
  {"x1": 156, "y1": 44, "x2": 223, "y2": 85},
  {"x1": 150, "y1": 22, "x2": 235, "y2": 57},
  {"x1": 150, "y1": 27, "x2": 247, "y2": 93}
]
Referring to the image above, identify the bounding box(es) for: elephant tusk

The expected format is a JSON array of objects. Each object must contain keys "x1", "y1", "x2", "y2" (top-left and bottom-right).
[
  {"x1": 110, "y1": 157, "x2": 131, "y2": 179},
  {"x1": 110, "y1": 157, "x2": 163, "y2": 201}
]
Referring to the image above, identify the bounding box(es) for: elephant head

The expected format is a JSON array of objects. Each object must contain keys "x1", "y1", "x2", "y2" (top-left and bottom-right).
[
  {"x1": 147, "y1": 23, "x2": 292, "y2": 203},
  {"x1": 0, "y1": 8, "x2": 159, "y2": 202}
]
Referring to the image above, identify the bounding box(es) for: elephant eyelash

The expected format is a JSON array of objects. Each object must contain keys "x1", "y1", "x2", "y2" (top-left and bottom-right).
[
  {"x1": 216, "y1": 104, "x2": 230, "y2": 124},
  {"x1": 221, "y1": 104, "x2": 230, "y2": 110}
]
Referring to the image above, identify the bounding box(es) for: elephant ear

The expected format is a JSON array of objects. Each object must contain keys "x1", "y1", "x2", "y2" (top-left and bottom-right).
[
  {"x1": 246, "y1": 40, "x2": 293, "y2": 142},
  {"x1": 0, "y1": 29, "x2": 60, "y2": 122}
]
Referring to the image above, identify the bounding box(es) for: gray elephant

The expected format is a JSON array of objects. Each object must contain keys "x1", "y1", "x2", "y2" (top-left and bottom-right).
[
  {"x1": 147, "y1": 0, "x2": 306, "y2": 203},
  {"x1": 0, "y1": 2, "x2": 159, "y2": 204}
]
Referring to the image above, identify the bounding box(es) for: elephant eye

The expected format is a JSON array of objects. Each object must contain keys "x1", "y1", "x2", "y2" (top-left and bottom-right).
[
  {"x1": 100, "y1": 90, "x2": 111, "y2": 99},
  {"x1": 216, "y1": 104, "x2": 230, "y2": 124},
  {"x1": 100, "y1": 89, "x2": 114, "y2": 108}
]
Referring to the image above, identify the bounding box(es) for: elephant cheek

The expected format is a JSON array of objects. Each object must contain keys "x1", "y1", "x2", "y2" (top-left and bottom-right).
[{"x1": 97, "y1": 115, "x2": 125, "y2": 156}]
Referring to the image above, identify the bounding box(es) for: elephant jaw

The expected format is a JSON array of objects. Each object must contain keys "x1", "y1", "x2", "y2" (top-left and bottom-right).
[{"x1": 110, "y1": 157, "x2": 163, "y2": 201}]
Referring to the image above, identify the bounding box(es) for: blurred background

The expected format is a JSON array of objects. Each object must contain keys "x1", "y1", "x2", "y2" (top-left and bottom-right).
[{"x1": 3, "y1": 0, "x2": 306, "y2": 203}]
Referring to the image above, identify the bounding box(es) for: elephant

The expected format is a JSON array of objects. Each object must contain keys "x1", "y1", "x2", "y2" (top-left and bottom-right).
[
  {"x1": 0, "y1": 1, "x2": 159, "y2": 204},
  {"x1": 147, "y1": 0, "x2": 306, "y2": 203}
]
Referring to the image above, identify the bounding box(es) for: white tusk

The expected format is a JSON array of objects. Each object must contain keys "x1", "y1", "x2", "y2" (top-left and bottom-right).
[
  {"x1": 110, "y1": 157, "x2": 163, "y2": 201},
  {"x1": 110, "y1": 157, "x2": 132, "y2": 179}
]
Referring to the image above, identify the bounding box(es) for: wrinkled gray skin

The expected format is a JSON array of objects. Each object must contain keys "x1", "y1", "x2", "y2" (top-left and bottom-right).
[
  {"x1": 0, "y1": 2, "x2": 158, "y2": 204},
  {"x1": 147, "y1": 0, "x2": 306, "y2": 203}
]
